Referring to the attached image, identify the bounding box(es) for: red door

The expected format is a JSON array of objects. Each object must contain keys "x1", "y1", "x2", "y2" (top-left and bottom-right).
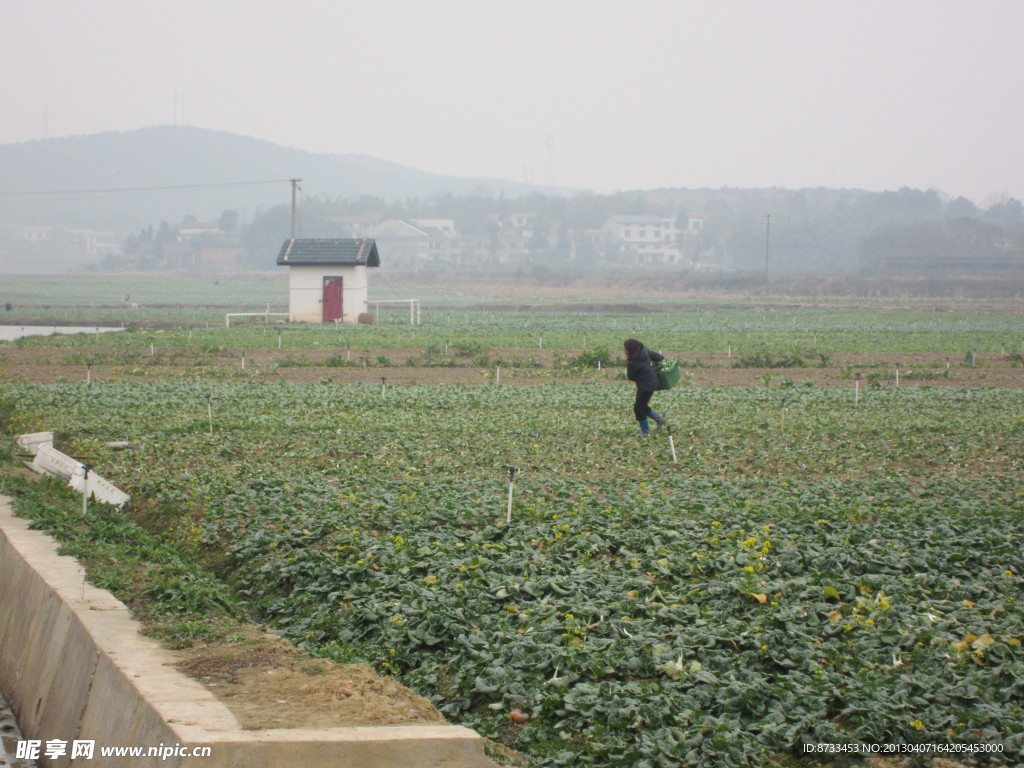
[{"x1": 322, "y1": 277, "x2": 343, "y2": 323}]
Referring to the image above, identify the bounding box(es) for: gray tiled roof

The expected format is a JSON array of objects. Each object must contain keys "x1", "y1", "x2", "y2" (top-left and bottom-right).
[
  {"x1": 609, "y1": 215, "x2": 667, "y2": 225},
  {"x1": 276, "y1": 239, "x2": 380, "y2": 267}
]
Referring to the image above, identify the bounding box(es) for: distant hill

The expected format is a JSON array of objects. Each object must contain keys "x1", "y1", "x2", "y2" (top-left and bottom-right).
[{"x1": 0, "y1": 125, "x2": 561, "y2": 231}]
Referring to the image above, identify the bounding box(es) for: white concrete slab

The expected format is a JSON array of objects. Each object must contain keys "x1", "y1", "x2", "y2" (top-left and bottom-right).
[
  {"x1": 28, "y1": 443, "x2": 130, "y2": 508},
  {"x1": 14, "y1": 433, "x2": 53, "y2": 457}
]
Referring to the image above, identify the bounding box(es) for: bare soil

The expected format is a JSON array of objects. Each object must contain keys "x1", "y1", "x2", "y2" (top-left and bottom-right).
[
  {"x1": 170, "y1": 628, "x2": 443, "y2": 730},
  {"x1": 2, "y1": 346, "x2": 1023, "y2": 388}
]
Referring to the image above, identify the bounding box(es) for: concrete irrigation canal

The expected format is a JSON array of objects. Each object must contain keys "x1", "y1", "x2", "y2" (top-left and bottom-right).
[{"x1": 0, "y1": 687, "x2": 35, "y2": 767}]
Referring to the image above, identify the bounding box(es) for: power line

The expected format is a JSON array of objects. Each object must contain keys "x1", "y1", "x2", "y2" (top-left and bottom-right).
[
  {"x1": 290, "y1": 187, "x2": 406, "y2": 300},
  {"x1": 0, "y1": 178, "x2": 295, "y2": 199}
]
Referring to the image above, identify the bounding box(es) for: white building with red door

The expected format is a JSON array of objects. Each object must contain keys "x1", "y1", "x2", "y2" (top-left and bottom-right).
[{"x1": 276, "y1": 238, "x2": 380, "y2": 323}]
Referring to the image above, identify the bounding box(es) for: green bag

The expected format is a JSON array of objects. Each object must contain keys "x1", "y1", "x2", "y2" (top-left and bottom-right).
[{"x1": 655, "y1": 358, "x2": 680, "y2": 390}]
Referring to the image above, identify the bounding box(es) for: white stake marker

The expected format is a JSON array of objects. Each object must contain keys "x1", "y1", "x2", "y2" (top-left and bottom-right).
[{"x1": 506, "y1": 466, "x2": 518, "y2": 524}]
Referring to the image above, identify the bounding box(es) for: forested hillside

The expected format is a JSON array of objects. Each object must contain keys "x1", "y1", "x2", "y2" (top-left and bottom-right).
[{"x1": 2, "y1": 127, "x2": 1022, "y2": 284}]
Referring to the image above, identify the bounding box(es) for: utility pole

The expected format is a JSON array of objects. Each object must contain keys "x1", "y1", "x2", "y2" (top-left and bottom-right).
[
  {"x1": 289, "y1": 178, "x2": 302, "y2": 238},
  {"x1": 764, "y1": 214, "x2": 771, "y2": 281}
]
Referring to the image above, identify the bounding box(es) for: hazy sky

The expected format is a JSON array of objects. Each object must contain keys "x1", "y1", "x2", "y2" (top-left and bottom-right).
[{"x1": 4, "y1": 0, "x2": 1022, "y2": 204}]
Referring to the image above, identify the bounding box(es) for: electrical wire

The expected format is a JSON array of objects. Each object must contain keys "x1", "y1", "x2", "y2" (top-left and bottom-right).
[
  {"x1": 295, "y1": 185, "x2": 406, "y2": 300},
  {"x1": 0, "y1": 179, "x2": 294, "y2": 199}
]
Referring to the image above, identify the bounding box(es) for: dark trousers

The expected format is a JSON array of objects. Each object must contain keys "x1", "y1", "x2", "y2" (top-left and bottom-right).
[{"x1": 633, "y1": 388, "x2": 655, "y2": 422}]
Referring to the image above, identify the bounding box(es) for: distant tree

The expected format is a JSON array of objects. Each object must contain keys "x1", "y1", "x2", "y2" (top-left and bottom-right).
[
  {"x1": 946, "y1": 196, "x2": 978, "y2": 220},
  {"x1": 983, "y1": 198, "x2": 1024, "y2": 229},
  {"x1": 219, "y1": 209, "x2": 239, "y2": 235},
  {"x1": 241, "y1": 205, "x2": 290, "y2": 265},
  {"x1": 887, "y1": 187, "x2": 944, "y2": 220},
  {"x1": 453, "y1": 196, "x2": 495, "y2": 236},
  {"x1": 858, "y1": 221, "x2": 947, "y2": 277},
  {"x1": 948, "y1": 218, "x2": 1006, "y2": 263},
  {"x1": 156, "y1": 221, "x2": 177, "y2": 243},
  {"x1": 555, "y1": 221, "x2": 572, "y2": 260},
  {"x1": 487, "y1": 220, "x2": 500, "y2": 260},
  {"x1": 121, "y1": 231, "x2": 141, "y2": 255},
  {"x1": 528, "y1": 214, "x2": 551, "y2": 259},
  {"x1": 573, "y1": 229, "x2": 598, "y2": 262}
]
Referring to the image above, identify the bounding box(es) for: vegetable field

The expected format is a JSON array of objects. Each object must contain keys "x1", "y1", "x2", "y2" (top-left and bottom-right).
[
  {"x1": 2, "y1": 296, "x2": 1024, "y2": 765},
  {"x1": 2, "y1": 375, "x2": 1023, "y2": 766},
  {"x1": 7, "y1": 302, "x2": 1024, "y2": 355}
]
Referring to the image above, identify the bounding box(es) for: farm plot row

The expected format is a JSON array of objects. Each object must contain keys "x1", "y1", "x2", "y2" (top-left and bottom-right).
[
  {"x1": 2, "y1": 380, "x2": 1023, "y2": 767},
  {"x1": 6, "y1": 305, "x2": 1024, "y2": 357}
]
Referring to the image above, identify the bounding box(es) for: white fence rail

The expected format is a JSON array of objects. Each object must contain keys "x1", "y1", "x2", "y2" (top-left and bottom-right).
[
  {"x1": 367, "y1": 299, "x2": 420, "y2": 325},
  {"x1": 225, "y1": 310, "x2": 289, "y2": 327}
]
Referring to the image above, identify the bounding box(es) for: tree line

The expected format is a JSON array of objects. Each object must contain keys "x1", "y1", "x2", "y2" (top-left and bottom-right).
[
  {"x1": 254, "y1": 186, "x2": 1024, "y2": 278},
  {"x1": 95, "y1": 185, "x2": 1024, "y2": 284}
]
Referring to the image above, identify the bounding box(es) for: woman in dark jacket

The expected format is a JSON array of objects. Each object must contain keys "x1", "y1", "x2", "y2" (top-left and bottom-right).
[{"x1": 624, "y1": 338, "x2": 666, "y2": 436}]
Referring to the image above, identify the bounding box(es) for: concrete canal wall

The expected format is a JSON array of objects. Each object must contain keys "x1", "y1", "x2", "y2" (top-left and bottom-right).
[{"x1": 0, "y1": 497, "x2": 494, "y2": 767}]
